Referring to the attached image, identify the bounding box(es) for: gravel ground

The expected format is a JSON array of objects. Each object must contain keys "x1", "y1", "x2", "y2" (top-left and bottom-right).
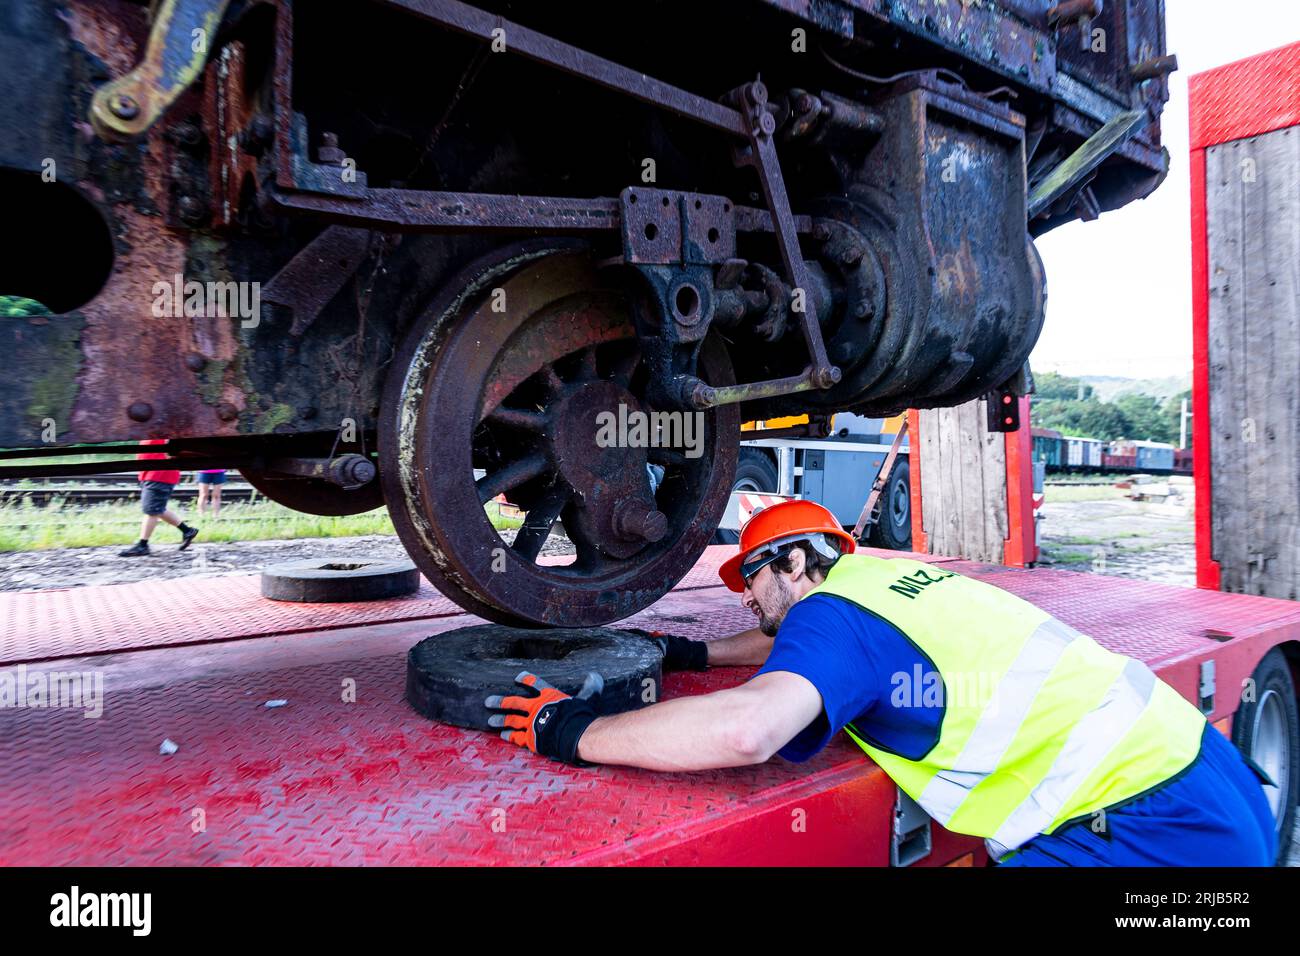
[
  {"x1": 0, "y1": 488, "x2": 1196, "y2": 592},
  {"x1": 1037, "y1": 492, "x2": 1195, "y2": 587},
  {"x1": 0, "y1": 528, "x2": 574, "y2": 592}
]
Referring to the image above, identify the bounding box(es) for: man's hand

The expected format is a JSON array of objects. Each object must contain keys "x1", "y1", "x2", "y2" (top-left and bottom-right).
[
  {"x1": 627, "y1": 629, "x2": 709, "y2": 671},
  {"x1": 484, "y1": 671, "x2": 603, "y2": 764}
]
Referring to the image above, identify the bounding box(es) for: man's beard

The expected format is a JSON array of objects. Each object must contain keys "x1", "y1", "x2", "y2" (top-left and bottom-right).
[{"x1": 757, "y1": 574, "x2": 798, "y2": 636}]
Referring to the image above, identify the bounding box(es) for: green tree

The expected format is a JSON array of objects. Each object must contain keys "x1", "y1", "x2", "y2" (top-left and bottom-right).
[
  {"x1": 1114, "y1": 393, "x2": 1172, "y2": 443},
  {"x1": 1073, "y1": 402, "x2": 1132, "y2": 439},
  {"x1": 1034, "y1": 371, "x2": 1093, "y2": 402},
  {"x1": 1162, "y1": 390, "x2": 1192, "y2": 448},
  {"x1": 1031, "y1": 371, "x2": 1185, "y2": 445},
  {"x1": 0, "y1": 295, "x2": 50, "y2": 317}
]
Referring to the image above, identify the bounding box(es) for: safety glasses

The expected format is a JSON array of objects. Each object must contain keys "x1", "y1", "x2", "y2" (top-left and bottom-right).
[{"x1": 739, "y1": 543, "x2": 793, "y2": 589}]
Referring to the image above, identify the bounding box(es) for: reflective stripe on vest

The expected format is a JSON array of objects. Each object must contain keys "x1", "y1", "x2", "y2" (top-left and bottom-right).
[
  {"x1": 808, "y1": 554, "x2": 1206, "y2": 858},
  {"x1": 917, "y1": 616, "x2": 1081, "y2": 826}
]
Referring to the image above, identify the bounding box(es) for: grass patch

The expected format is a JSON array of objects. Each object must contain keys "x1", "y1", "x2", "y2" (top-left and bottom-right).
[
  {"x1": 1043, "y1": 485, "x2": 1127, "y2": 503},
  {"x1": 486, "y1": 501, "x2": 523, "y2": 531},
  {"x1": 1110, "y1": 540, "x2": 1183, "y2": 556},
  {"x1": 0, "y1": 495, "x2": 523, "y2": 551},
  {"x1": 2, "y1": 454, "x2": 126, "y2": 470},
  {"x1": 1040, "y1": 549, "x2": 1100, "y2": 566},
  {"x1": 1052, "y1": 532, "x2": 1144, "y2": 546}
]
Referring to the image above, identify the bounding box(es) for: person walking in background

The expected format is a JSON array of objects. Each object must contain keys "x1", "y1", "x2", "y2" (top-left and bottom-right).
[
  {"x1": 118, "y1": 439, "x2": 200, "y2": 558},
  {"x1": 196, "y1": 469, "x2": 227, "y2": 518}
]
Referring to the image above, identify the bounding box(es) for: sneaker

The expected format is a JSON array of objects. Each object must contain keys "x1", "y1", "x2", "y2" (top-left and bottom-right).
[
  {"x1": 119, "y1": 541, "x2": 150, "y2": 557},
  {"x1": 179, "y1": 525, "x2": 200, "y2": 551}
]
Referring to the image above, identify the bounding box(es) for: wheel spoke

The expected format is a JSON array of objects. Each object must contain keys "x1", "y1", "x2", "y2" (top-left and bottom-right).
[
  {"x1": 575, "y1": 345, "x2": 599, "y2": 381},
  {"x1": 564, "y1": 527, "x2": 612, "y2": 574},
  {"x1": 609, "y1": 348, "x2": 640, "y2": 386},
  {"x1": 511, "y1": 487, "x2": 569, "y2": 562},
  {"x1": 486, "y1": 406, "x2": 548, "y2": 433},
  {"x1": 476, "y1": 453, "x2": 549, "y2": 503},
  {"x1": 648, "y1": 447, "x2": 687, "y2": 468},
  {"x1": 539, "y1": 364, "x2": 565, "y2": 397}
]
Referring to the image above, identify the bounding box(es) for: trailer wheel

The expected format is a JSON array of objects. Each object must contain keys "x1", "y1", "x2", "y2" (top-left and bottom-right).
[
  {"x1": 713, "y1": 449, "x2": 780, "y2": 543},
  {"x1": 1231, "y1": 649, "x2": 1299, "y2": 864},
  {"x1": 867, "y1": 458, "x2": 912, "y2": 551},
  {"x1": 406, "y1": 625, "x2": 663, "y2": 730},
  {"x1": 732, "y1": 448, "x2": 779, "y2": 497},
  {"x1": 261, "y1": 557, "x2": 419, "y2": 603}
]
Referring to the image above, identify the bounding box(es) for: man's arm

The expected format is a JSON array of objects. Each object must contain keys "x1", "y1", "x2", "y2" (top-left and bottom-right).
[
  {"x1": 576, "y1": 671, "x2": 823, "y2": 771},
  {"x1": 627, "y1": 626, "x2": 772, "y2": 670},
  {"x1": 703, "y1": 627, "x2": 774, "y2": 667}
]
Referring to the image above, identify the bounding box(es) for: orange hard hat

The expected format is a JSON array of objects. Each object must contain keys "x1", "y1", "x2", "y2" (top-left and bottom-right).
[{"x1": 719, "y1": 498, "x2": 856, "y2": 592}]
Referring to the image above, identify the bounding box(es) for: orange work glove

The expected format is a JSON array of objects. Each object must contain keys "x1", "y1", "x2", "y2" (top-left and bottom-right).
[{"x1": 485, "y1": 671, "x2": 603, "y2": 764}]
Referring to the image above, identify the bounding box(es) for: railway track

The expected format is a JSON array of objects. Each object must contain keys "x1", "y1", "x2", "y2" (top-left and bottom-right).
[{"x1": 0, "y1": 473, "x2": 258, "y2": 507}]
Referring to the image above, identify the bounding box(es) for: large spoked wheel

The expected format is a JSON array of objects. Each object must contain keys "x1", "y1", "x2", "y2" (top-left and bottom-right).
[{"x1": 380, "y1": 241, "x2": 739, "y2": 627}]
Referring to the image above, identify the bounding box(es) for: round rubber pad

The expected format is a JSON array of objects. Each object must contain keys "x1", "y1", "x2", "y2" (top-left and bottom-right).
[
  {"x1": 406, "y1": 625, "x2": 664, "y2": 730},
  {"x1": 260, "y1": 557, "x2": 419, "y2": 603}
]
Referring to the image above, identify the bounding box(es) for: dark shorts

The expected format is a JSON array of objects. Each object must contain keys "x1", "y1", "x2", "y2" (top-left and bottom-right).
[
  {"x1": 196, "y1": 471, "x2": 227, "y2": 485},
  {"x1": 140, "y1": 480, "x2": 174, "y2": 515}
]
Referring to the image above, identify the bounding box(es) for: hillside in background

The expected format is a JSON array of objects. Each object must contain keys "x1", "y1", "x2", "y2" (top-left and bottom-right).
[{"x1": 1078, "y1": 374, "x2": 1191, "y2": 403}]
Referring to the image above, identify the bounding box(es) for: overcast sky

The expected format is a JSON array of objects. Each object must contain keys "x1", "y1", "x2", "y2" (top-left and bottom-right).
[{"x1": 1029, "y1": 1, "x2": 1298, "y2": 380}]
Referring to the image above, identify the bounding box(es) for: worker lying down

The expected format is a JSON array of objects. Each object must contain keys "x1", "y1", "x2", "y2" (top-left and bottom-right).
[{"x1": 484, "y1": 499, "x2": 1277, "y2": 866}]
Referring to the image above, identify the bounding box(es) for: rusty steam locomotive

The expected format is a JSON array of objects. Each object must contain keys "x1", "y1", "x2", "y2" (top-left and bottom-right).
[{"x1": 0, "y1": 0, "x2": 1173, "y2": 624}]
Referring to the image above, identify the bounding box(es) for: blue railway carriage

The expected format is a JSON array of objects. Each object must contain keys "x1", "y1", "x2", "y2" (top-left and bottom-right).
[
  {"x1": 1065, "y1": 437, "x2": 1105, "y2": 469},
  {"x1": 1032, "y1": 428, "x2": 1063, "y2": 468},
  {"x1": 1111, "y1": 440, "x2": 1176, "y2": 472}
]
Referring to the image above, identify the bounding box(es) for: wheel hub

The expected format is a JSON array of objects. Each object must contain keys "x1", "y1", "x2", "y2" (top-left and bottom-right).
[{"x1": 549, "y1": 380, "x2": 662, "y2": 559}]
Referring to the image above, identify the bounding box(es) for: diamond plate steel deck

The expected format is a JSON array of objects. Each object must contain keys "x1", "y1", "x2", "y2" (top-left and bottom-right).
[
  {"x1": 0, "y1": 545, "x2": 759, "y2": 665},
  {"x1": 1189, "y1": 41, "x2": 1300, "y2": 150},
  {"x1": 1, "y1": 548, "x2": 1297, "y2": 866}
]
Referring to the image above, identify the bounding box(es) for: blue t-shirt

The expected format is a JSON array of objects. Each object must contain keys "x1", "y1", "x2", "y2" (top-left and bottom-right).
[{"x1": 754, "y1": 592, "x2": 943, "y2": 762}]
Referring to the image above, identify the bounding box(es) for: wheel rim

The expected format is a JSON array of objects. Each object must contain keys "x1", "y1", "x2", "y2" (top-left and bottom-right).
[
  {"x1": 889, "y1": 474, "x2": 909, "y2": 530},
  {"x1": 381, "y1": 243, "x2": 739, "y2": 626},
  {"x1": 1252, "y1": 688, "x2": 1289, "y2": 825}
]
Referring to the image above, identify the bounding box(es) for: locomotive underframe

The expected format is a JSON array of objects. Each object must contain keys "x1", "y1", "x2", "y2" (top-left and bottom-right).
[{"x1": 0, "y1": 0, "x2": 1171, "y2": 457}]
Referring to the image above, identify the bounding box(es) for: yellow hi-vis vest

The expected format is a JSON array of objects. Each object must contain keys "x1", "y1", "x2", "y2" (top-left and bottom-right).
[{"x1": 804, "y1": 554, "x2": 1207, "y2": 860}]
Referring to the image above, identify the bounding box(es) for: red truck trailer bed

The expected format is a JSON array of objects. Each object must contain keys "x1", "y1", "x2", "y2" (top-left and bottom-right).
[{"x1": 2, "y1": 547, "x2": 1297, "y2": 866}]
